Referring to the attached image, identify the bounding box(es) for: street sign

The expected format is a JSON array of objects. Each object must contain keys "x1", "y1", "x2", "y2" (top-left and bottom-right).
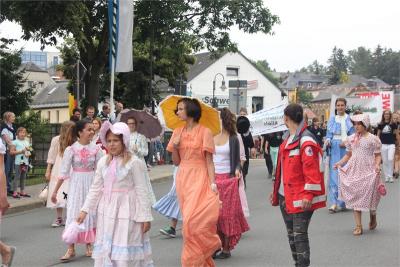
[
  {"x1": 229, "y1": 80, "x2": 247, "y2": 88},
  {"x1": 229, "y1": 89, "x2": 247, "y2": 114}
]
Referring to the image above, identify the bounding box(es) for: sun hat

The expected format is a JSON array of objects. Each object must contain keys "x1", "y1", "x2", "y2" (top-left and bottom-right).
[
  {"x1": 350, "y1": 113, "x2": 370, "y2": 128},
  {"x1": 99, "y1": 121, "x2": 130, "y2": 149}
]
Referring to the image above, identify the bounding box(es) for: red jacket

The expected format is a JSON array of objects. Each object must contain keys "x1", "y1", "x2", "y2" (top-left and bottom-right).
[{"x1": 272, "y1": 125, "x2": 326, "y2": 214}]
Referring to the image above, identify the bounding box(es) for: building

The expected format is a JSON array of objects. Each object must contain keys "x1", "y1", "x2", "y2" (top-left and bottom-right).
[
  {"x1": 186, "y1": 52, "x2": 286, "y2": 114},
  {"x1": 19, "y1": 62, "x2": 56, "y2": 94},
  {"x1": 21, "y1": 50, "x2": 62, "y2": 70},
  {"x1": 30, "y1": 81, "x2": 70, "y2": 123}
]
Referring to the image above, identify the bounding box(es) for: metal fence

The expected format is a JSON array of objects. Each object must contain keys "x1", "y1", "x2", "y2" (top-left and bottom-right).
[{"x1": 31, "y1": 123, "x2": 61, "y2": 169}]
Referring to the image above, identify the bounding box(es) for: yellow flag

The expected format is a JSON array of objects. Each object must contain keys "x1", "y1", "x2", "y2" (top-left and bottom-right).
[{"x1": 69, "y1": 93, "x2": 75, "y2": 116}]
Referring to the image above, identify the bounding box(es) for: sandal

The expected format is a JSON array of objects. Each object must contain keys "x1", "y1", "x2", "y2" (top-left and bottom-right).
[
  {"x1": 60, "y1": 248, "x2": 75, "y2": 262},
  {"x1": 328, "y1": 205, "x2": 337, "y2": 214},
  {"x1": 85, "y1": 244, "x2": 93, "y2": 257},
  {"x1": 369, "y1": 214, "x2": 377, "y2": 230},
  {"x1": 353, "y1": 225, "x2": 363, "y2": 236}
]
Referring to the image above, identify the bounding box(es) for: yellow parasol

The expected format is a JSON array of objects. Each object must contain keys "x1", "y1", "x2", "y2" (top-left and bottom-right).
[{"x1": 159, "y1": 95, "x2": 221, "y2": 136}]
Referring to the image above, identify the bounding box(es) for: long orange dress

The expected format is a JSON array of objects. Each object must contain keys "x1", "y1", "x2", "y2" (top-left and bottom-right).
[{"x1": 167, "y1": 125, "x2": 221, "y2": 267}]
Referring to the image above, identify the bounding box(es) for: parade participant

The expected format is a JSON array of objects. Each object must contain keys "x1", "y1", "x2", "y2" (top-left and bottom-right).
[
  {"x1": 0, "y1": 140, "x2": 16, "y2": 267},
  {"x1": 154, "y1": 167, "x2": 182, "y2": 238},
  {"x1": 9, "y1": 128, "x2": 32, "y2": 198},
  {"x1": 77, "y1": 122, "x2": 154, "y2": 267},
  {"x1": 308, "y1": 118, "x2": 324, "y2": 147},
  {"x1": 213, "y1": 108, "x2": 249, "y2": 259},
  {"x1": 325, "y1": 98, "x2": 354, "y2": 213},
  {"x1": 237, "y1": 109, "x2": 255, "y2": 188},
  {"x1": 51, "y1": 120, "x2": 103, "y2": 262},
  {"x1": 270, "y1": 103, "x2": 325, "y2": 267},
  {"x1": 393, "y1": 111, "x2": 400, "y2": 179},
  {"x1": 91, "y1": 118, "x2": 106, "y2": 152},
  {"x1": 377, "y1": 110, "x2": 398, "y2": 183},
  {"x1": 262, "y1": 132, "x2": 283, "y2": 178},
  {"x1": 127, "y1": 117, "x2": 156, "y2": 204},
  {"x1": 45, "y1": 121, "x2": 76, "y2": 227},
  {"x1": 167, "y1": 97, "x2": 221, "y2": 267},
  {"x1": 334, "y1": 113, "x2": 382, "y2": 235},
  {"x1": 1, "y1": 111, "x2": 16, "y2": 196}
]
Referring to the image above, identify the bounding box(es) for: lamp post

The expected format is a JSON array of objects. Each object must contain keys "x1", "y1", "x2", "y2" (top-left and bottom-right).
[{"x1": 212, "y1": 73, "x2": 227, "y2": 108}]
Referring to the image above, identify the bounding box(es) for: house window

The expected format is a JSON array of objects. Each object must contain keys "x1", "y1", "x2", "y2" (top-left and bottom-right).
[
  {"x1": 226, "y1": 67, "x2": 239, "y2": 77},
  {"x1": 47, "y1": 111, "x2": 51, "y2": 121},
  {"x1": 252, "y1": 97, "x2": 264, "y2": 112},
  {"x1": 307, "y1": 83, "x2": 312, "y2": 88},
  {"x1": 56, "y1": 110, "x2": 60, "y2": 123},
  {"x1": 27, "y1": 81, "x2": 34, "y2": 88},
  {"x1": 53, "y1": 56, "x2": 59, "y2": 66},
  {"x1": 38, "y1": 81, "x2": 44, "y2": 88}
]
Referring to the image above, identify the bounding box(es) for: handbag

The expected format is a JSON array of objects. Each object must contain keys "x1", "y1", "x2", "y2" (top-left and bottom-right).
[
  {"x1": 38, "y1": 184, "x2": 49, "y2": 202},
  {"x1": 62, "y1": 221, "x2": 85, "y2": 244}
]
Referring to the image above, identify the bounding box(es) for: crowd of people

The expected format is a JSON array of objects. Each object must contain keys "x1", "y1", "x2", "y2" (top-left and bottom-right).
[{"x1": 0, "y1": 97, "x2": 399, "y2": 267}]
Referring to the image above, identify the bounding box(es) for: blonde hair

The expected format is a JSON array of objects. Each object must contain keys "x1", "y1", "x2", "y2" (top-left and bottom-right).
[
  {"x1": 105, "y1": 130, "x2": 131, "y2": 166},
  {"x1": 2, "y1": 111, "x2": 15, "y2": 122},
  {"x1": 16, "y1": 127, "x2": 27, "y2": 135},
  {"x1": 59, "y1": 121, "x2": 76, "y2": 156}
]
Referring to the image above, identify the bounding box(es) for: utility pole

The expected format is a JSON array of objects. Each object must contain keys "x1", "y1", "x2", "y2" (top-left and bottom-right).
[{"x1": 76, "y1": 59, "x2": 80, "y2": 108}]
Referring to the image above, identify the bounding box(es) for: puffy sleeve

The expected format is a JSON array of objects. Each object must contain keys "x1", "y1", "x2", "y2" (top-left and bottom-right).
[
  {"x1": 58, "y1": 146, "x2": 73, "y2": 180},
  {"x1": 202, "y1": 127, "x2": 215, "y2": 154},
  {"x1": 94, "y1": 147, "x2": 104, "y2": 168},
  {"x1": 81, "y1": 157, "x2": 105, "y2": 213},
  {"x1": 374, "y1": 136, "x2": 382, "y2": 154},
  {"x1": 326, "y1": 116, "x2": 335, "y2": 141},
  {"x1": 166, "y1": 128, "x2": 180, "y2": 153},
  {"x1": 132, "y1": 159, "x2": 153, "y2": 222},
  {"x1": 47, "y1": 136, "x2": 59, "y2": 164},
  {"x1": 0, "y1": 141, "x2": 5, "y2": 155},
  {"x1": 237, "y1": 133, "x2": 246, "y2": 161},
  {"x1": 136, "y1": 134, "x2": 148, "y2": 158}
]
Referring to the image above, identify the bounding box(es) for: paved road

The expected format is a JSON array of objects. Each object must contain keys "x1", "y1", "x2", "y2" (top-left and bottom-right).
[{"x1": 2, "y1": 161, "x2": 399, "y2": 267}]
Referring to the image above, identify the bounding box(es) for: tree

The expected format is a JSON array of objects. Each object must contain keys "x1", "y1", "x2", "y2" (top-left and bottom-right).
[
  {"x1": 327, "y1": 46, "x2": 348, "y2": 84},
  {"x1": 254, "y1": 59, "x2": 279, "y2": 87},
  {"x1": 347, "y1": 46, "x2": 372, "y2": 77},
  {"x1": 0, "y1": 38, "x2": 35, "y2": 117},
  {"x1": 1, "y1": 0, "x2": 280, "y2": 108},
  {"x1": 297, "y1": 90, "x2": 313, "y2": 106},
  {"x1": 298, "y1": 60, "x2": 326, "y2": 75}
]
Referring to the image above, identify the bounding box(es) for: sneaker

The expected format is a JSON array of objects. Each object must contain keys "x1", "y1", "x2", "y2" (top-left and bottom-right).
[
  {"x1": 51, "y1": 217, "x2": 64, "y2": 228},
  {"x1": 159, "y1": 226, "x2": 176, "y2": 238}
]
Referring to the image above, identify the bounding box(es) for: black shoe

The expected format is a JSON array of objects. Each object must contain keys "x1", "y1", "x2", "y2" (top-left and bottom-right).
[
  {"x1": 159, "y1": 226, "x2": 176, "y2": 238},
  {"x1": 7, "y1": 191, "x2": 13, "y2": 197},
  {"x1": 215, "y1": 251, "x2": 231, "y2": 259},
  {"x1": 212, "y1": 249, "x2": 221, "y2": 259}
]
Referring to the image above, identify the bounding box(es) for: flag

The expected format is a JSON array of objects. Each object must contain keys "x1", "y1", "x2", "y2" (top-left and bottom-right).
[
  {"x1": 247, "y1": 80, "x2": 258, "y2": 89},
  {"x1": 68, "y1": 93, "x2": 76, "y2": 116},
  {"x1": 108, "y1": 0, "x2": 133, "y2": 73}
]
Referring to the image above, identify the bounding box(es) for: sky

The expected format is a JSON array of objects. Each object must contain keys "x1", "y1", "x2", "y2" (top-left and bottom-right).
[{"x1": 1, "y1": 0, "x2": 399, "y2": 72}]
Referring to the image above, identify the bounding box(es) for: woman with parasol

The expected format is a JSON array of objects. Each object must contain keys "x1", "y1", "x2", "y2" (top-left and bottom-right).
[{"x1": 164, "y1": 96, "x2": 221, "y2": 267}]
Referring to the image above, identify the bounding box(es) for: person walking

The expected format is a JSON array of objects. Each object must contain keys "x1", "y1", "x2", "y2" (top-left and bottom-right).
[
  {"x1": 127, "y1": 117, "x2": 156, "y2": 205},
  {"x1": 334, "y1": 113, "x2": 382, "y2": 235},
  {"x1": 262, "y1": 132, "x2": 283, "y2": 178},
  {"x1": 0, "y1": 140, "x2": 16, "y2": 267},
  {"x1": 1, "y1": 112, "x2": 16, "y2": 196},
  {"x1": 51, "y1": 120, "x2": 103, "y2": 262},
  {"x1": 270, "y1": 103, "x2": 326, "y2": 267},
  {"x1": 10, "y1": 128, "x2": 32, "y2": 198},
  {"x1": 308, "y1": 118, "x2": 324, "y2": 147},
  {"x1": 77, "y1": 122, "x2": 154, "y2": 267},
  {"x1": 45, "y1": 121, "x2": 76, "y2": 227},
  {"x1": 154, "y1": 166, "x2": 182, "y2": 238},
  {"x1": 167, "y1": 98, "x2": 221, "y2": 267},
  {"x1": 377, "y1": 110, "x2": 398, "y2": 183},
  {"x1": 393, "y1": 111, "x2": 400, "y2": 179},
  {"x1": 325, "y1": 98, "x2": 354, "y2": 213},
  {"x1": 91, "y1": 118, "x2": 106, "y2": 152},
  {"x1": 237, "y1": 109, "x2": 255, "y2": 188},
  {"x1": 212, "y1": 108, "x2": 249, "y2": 259}
]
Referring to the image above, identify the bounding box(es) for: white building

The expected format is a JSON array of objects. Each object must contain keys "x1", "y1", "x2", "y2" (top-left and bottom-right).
[{"x1": 186, "y1": 52, "x2": 286, "y2": 114}]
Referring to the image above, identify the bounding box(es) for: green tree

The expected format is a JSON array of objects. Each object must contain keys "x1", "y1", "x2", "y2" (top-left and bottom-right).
[
  {"x1": 254, "y1": 59, "x2": 279, "y2": 87},
  {"x1": 327, "y1": 46, "x2": 348, "y2": 84},
  {"x1": 0, "y1": 38, "x2": 35, "y2": 116},
  {"x1": 297, "y1": 90, "x2": 313, "y2": 106},
  {"x1": 1, "y1": 0, "x2": 280, "y2": 108},
  {"x1": 298, "y1": 60, "x2": 326, "y2": 74},
  {"x1": 15, "y1": 110, "x2": 50, "y2": 143},
  {"x1": 347, "y1": 46, "x2": 372, "y2": 77}
]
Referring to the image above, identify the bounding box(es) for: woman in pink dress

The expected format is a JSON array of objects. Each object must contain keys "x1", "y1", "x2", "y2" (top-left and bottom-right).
[{"x1": 334, "y1": 113, "x2": 382, "y2": 236}]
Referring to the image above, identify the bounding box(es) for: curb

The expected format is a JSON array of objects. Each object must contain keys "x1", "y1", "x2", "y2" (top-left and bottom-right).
[{"x1": 6, "y1": 174, "x2": 174, "y2": 215}]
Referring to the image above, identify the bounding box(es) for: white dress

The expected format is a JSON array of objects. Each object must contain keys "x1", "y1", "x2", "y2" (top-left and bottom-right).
[
  {"x1": 59, "y1": 141, "x2": 103, "y2": 243},
  {"x1": 81, "y1": 155, "x2": 154, "y2": 267},
  {"x1": 129, "y1": 132, "x2": 156, "y2": 205},
  {"x1": 46, "y1": 136, "x2": 69, "y2": 208}
]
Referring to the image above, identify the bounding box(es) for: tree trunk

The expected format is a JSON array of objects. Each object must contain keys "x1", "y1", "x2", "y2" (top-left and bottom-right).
[{"x1": 86, "y1": 64, "x2": 102, "y2": 108}]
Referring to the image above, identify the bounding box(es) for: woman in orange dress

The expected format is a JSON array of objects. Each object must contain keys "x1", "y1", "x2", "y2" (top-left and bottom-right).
[{"x1": 167, "y1": 98, "x2": 221, "y2": 267}]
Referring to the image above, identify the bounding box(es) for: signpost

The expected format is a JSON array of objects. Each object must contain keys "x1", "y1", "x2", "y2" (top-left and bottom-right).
[{"x1": 228, "y1": 80, "x2": 247, "y2": 114}]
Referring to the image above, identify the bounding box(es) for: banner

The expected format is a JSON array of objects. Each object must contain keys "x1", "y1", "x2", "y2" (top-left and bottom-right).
[
  {"x1": 247, "y1": 101, "x2": 288, "y2": 136},
  {"x1": 329, "y1": 91, "x2": 394, "y2": 126},
  {"x1": 108, "y1": 0, "x2": 133, "y2": 73},
  {"x1": 193, "y1": 94, "x2": 230, "y2": 107}
]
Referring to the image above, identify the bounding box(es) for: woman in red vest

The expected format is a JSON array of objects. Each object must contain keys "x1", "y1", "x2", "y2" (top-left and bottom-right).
[{"x1": 270, "y1": 103, "x2": 326, "y2": 267}]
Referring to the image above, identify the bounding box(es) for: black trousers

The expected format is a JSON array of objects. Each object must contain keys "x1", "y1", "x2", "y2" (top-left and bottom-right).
[
  {"x1": 279, "y1": 195, "x2": 313, "y2": 267},
  {"x1": 264, "y1": 152, "x2": 273, "y2": 177}
]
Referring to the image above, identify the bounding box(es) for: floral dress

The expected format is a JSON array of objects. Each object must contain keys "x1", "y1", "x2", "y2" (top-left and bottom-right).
[
  {"x1": 338, "y1": 133, "x2": 382, "y2": 211},
  {"x1": 59, "y1": 141, "x2": 103, "y2": 243}
]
